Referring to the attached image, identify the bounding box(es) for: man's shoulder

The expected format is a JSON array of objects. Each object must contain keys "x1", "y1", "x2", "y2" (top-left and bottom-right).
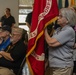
[
  {"x1": 9, "y1": 15, "x2": 14, "y2": 18},
  {"x1": 28, "y1": 12, "x2": 32, "y2": 15},
  {"x1": 27, "y1": 12, "x2": 32, "y2": 16},
  {"x1": 1, "y1": 15, "x2": 5, "y2": 19}
]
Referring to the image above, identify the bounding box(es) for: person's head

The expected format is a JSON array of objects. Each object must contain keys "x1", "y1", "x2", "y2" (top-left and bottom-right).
[
  {"x1": 11, "y1": 26, "x2": 23, "y2": 44},
  {"x1": 26, "y1": 12, "x2": 32, "y2": 29},
  {"x1": 2, "y1": 25, "x2": 11, "y2": 33},
  {"x1": 57, "y1": 8, "x2": 76, "y2": 27},
  {"x1": 5, "y1": 8, "x2": 11, "y2": 16},
  {"x1": 0, "y1": 25, "x2": 11, "y2": 40}
]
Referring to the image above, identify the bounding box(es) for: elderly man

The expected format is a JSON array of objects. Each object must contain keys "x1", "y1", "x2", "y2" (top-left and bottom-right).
[
  {"x1": 0, "y1": 27, "x2": 27, "y2": 75},
  {"x1": 0, "y1": 25, "x2": 11, "y2": 51}
]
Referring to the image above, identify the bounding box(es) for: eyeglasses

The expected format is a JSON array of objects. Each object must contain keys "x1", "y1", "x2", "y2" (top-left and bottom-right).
[
  {"x1": 11, "y1": 33, "x2": 20, "y2": 36},
  {"x1": 58, "y1": 14, "x2": 68, "y2": 22},
  {"x1": 58, "y1": 14, "x2": 63, "y2": 18}
]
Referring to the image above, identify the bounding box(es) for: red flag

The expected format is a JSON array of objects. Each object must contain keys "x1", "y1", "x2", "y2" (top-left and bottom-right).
[{"x1": 26, "y1": 0, "x2": 59, "y2": 75}]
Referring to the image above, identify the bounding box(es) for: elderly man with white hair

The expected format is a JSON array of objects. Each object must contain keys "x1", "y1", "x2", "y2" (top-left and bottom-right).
[{"x1": 0, "y1": 27, "x2": 27, "y2": 75}]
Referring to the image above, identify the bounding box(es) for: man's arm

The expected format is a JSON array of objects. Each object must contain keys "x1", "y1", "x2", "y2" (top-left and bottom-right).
[{"x1": 0, "y1": 51, "x2": 14, "y2": 61}]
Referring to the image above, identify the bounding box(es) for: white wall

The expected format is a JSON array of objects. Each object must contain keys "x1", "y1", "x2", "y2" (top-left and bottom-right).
[{"x1": 0, "y1": 0, "x2": 19, "y2": 25}]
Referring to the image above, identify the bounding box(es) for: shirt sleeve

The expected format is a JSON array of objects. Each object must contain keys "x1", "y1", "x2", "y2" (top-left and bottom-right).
[
  {"x1": 53, "y1": 28, "x2": 75, "y2": 45},
  {"x1": 12, "y1": 16, "x2": 16, "y2": 24},
  {"x1": 0, "y1": 16, "x2": 4, "y2": 22}
]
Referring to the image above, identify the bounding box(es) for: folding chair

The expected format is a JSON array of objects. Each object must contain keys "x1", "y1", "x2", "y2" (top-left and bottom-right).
[{"x1": 17, "y1": 56, "x2": 26, "y2": 75}]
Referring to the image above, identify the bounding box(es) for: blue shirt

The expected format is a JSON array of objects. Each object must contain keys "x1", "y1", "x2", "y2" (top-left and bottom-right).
[{"x1": 0, "y1": 37, "x2": 11, "y2": 51}]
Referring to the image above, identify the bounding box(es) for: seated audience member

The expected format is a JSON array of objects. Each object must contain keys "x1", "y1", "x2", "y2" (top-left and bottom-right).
[
  {"x1": 22, "y1": 12, "x2": 32, "y2": 75},
  {"x1": 0, "y1": 8, "x2": 15, "y2": 27},
  {"x1": 17, "y1": 29, "x2": 28, "y2": 75},
  {"x1": 0, "y1": 27, "x2": 27, "y2": 75},
  {"x1": 0, "y1": 28, "x2": 4, "y2": 44},
  {"x1": 0, "y1": 25, "x2": 11, "y2": 51}
]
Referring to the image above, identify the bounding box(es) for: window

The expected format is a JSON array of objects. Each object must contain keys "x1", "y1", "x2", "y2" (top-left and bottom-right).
[
  {"x1": 19, "y1": 8, "x2": 32, "y2": 23},
  {"x1": 19, "y1": 0, "x2": 33, "y2": 31},
  {"x1": 19, "y1": 25, "x2": 29, "y2": 32}
]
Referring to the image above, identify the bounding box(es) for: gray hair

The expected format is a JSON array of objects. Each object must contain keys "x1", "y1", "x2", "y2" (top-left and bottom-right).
[
  {"x1": 60, "y1": 8, "x2": 76, "y2": 26},
  {"x1": 12, "y1": 26, "x2": 23, "y2": 35}
]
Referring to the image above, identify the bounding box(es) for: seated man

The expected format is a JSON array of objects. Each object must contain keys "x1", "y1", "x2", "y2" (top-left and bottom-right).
[
  {"x1": 0, "y1": 27, "x2": 27, "y2": 75},
  {"x1": 0, "y1": 25, "x2": 11, "y2": 51}
]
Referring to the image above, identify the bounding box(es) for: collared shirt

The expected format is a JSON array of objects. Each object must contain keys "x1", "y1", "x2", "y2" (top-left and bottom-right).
[
  {"x1": 0, "y1": 37, "x2": 11, "y2": 51},
  {"x1": 49, "y1": 25, "x2": 75, "y2": 68},
  {"x1": 0, "y1": 15, "x2": 15, "y2": 27}
]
